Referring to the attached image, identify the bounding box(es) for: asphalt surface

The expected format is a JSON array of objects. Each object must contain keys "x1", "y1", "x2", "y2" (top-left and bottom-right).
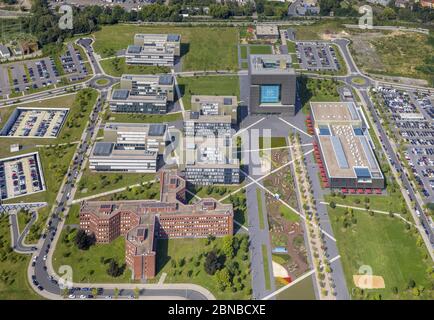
[{"x1": 9, "y1": 210, "x2": 38, "y2": 253}]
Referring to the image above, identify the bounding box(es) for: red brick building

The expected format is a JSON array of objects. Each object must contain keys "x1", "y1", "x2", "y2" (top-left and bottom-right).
[{"x1": 79, "y1": 170, "x2": 234, "y2": 280}]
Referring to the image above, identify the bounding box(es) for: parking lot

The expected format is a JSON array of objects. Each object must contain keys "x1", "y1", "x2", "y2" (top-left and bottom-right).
[
  {"x1": 0, "y1": 107, "x2": 69, "y2": 138},
  {"x1": 377, "y1": 87, "x2": 434, "y2": 202},
  {"x1": 296, "y1": 42, "x2": 340, "y2": 71},
  {"x1": 0, "y1": 152, "x2": 46, "y2": 200},
  {"x1": 0, "y1": 43, "x2": 89, "y2": 99}
]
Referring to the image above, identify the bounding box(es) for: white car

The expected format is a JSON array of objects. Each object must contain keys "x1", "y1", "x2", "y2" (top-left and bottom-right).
[
  {"x1": 68, "y1": 294, "x2": 76, "y2": 299},
  {"x1": 79, "y1": 295, "x2": 87, "y2": 299},
  {"x1": 43, "y1": 255, "x2": 47, "y2": 261},
  {"x1": 105, "y1": 296, "x2": 112, "y2": 299}
]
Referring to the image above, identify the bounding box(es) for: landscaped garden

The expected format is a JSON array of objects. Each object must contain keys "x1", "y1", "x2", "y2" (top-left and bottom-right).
[
  {"x1": 154, "y1": 234, "x2": 252, "y2": 300},
  {"x1": 100, "y1": 57, "x2": 170, "y2": 77}
]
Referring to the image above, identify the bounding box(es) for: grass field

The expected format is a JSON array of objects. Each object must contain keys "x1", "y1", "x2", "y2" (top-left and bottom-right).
[
  {"x1": 328, "y1": 206, "x2": 433, "y2": 300},
  {"x1": 366, "y1": 33, "x2": 434, "y2": 85},
  {"x1": 91, "y1": 180, "x2": 160, "y2": 202},
  {"x1": 177, "y1": 75, "x2": 240, "y2": 110},
  {"x1": 249, "y1": 45, "x2": 272, "y2": 55},
  {"x1": 104, "y1": 111, "x2": 182, "y2": 124},
  {"x1": 279, "y1": 204, "x2": 300, "y2": 222},
  {"x1": 259, "y1": 136, "x2": 287, "y2": 149},
  {"x1": 93, "y1": 25, "x2": 239, "y2": 71},
  {"x1": 262, "y1": 244, "x2": 271, "y2": 290},
  {"x1": 52, "y1": 229, "x2": 133, "y2": 283},
  {"x1": 99, "y1": 57, "x2": 170, "y2": 77},
  {"x1": 240, "y1": 46, "x2": 248, "y2": 59},
  {"x1": 76, "y1": 168, "x2": 155, "y2": 200},
  {"x1": 0, "y1": 215, "x2": 42, "y2": 300},
  {"x1": 257, "y1": 189, "x2": 265, "y2": 230},
  {"x1": 291, "y1": 20, "x2": 345, "y2": 40},
  {"x1": 154, "y1": 235, "x2": 252, "y2": 300}
]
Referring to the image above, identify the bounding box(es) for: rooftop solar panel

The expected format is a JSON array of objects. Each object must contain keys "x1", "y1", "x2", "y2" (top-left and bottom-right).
[
  {"x1": 158, "y1": 74, "x2": 173, "y2": 85},
  {"x1": 167, "y1": 34, "x2": 180, "y2": 42},
  {"x1": 127, "y1": 45, "x2": 142, "y2": 54},
  {"x1": 148, "y1": 124, "x2": 166, "y2": 136},
  {"x1": 319, "y1": 127, "x2": 330, "y2": 135},
  {"x1": 330, "y1": 136, "x2": 349, "y2": 169},
  {"x1": 93, "y1": 142, "x2": 114, "y2": 156},
  {"x1": 223, "y1": 97, "x2": 233, "y2": 105},
  {"x1": 112, "y1": 89, "x2": 130, "y2": 100}
]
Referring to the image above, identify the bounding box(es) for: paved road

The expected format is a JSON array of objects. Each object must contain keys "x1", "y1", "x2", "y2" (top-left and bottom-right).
[{"x1": 9, "y1": 210, "x2": 38, "y2": 254}]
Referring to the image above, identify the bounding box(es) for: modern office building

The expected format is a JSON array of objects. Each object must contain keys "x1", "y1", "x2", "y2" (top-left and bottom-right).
[
  {"x1": 125, "y1": 34, "x2": 181, "y2": 66},
  {"x1": 109, "y1": 74, "x2": 174, "y2": 114},
  {"x1": 310, "y1": 102, "x2": 384, "y2": 189},
  {"x1": 183, "y1": 135, "x2": 240, "y2": 185},
  {"x1": 248, "y1": 54, "x2": 297, "y2": 115},
  {"x1": 185, "y1": 95, "x2": 238, "y2": 137},
  {"x1": 89, "y1": 123, "x2": 170, "y2": 173},
  {"x1": 103, "y1": 122, "x2": 169, "y2": 154},
  {"x1": 79, "y1": 170, "x2": 234, "y2": 279},
  {"x1": 89, "y1": 142, "x2": 158, "y2": 173}
]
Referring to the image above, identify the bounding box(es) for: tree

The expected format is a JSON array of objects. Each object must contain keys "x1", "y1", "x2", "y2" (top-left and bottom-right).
[
  {"x1": 134, "y1": 287, "x2": 140, "y2": 299},
  {"x1": 204, "y1": 250, "x2": 221, "y2": 275},
  {"x1": 215, "y1": 268, "x2": 231, "y2": 291},
  {"x1": 222, "y1": 235, "x2": 234, "y2": 259},
  {"x1": 329, "y1": 201, "x2": 336, "y2": 209},
  {"x1": 74, "y1": 229, "x2": 96, "y2": 250},
  {"x1": 106, "y1": 260, "x2": 124, "y2": 277}
]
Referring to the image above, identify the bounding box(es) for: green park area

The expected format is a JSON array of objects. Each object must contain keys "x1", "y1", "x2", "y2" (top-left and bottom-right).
[
  {"x1": 257, "y1": 189, "x2": 265, "y2": 230},
  {"x1": 177, "y1": 75, "x2": 240, "y2": 110},
  {"x1": 154, "y1": 234, "x2": 252, "y2": 300},
  {"x1": 91, "y1": 180, "x2": 161, "y2": 202},
  {"x1": 298, "y1": 77, "x2": 340, "y2": 114},
  {"x1": 249, "y1": 45, "x2": 272, "y2": 55},
  {"x1": 328, "y1": 205, "x2": 433, "y2": 300},
  {"x1": 222, "y1": 189, "x2": 248, "y2": 229},
  {"x1": 0, "y1": 215, "x2": 42, "y2": 300},
  {"x1": 53, "y1": 228, "x2": 133, "y2": 283},
  {"x1": 76, "y1": 169, "x2": 155, "y2": 200},
  {"x1": 291, "y1": 20, "x2": 345, "y2": 40},
  {"x1": 100, "y1": 57, "x2": 170, "y2": 77},
  {"x1": 93, "y1": 25, "x2": 239, "y2": 71},
  {"x1": 240, "y1": 46, "x2": 248, "y2": 59}
]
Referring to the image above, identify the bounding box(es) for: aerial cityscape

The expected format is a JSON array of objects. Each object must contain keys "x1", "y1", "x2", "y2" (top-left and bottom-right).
[{"x1": 0, "y1": 0, "x2": 433, "y2": 305}]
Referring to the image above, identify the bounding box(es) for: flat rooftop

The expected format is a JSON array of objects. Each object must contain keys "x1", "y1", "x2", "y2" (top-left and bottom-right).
[
  {"x1": 91, "y1": 142, "x2": 157, "y2": 160},
  {"x1": 121, "y1": 74, "x2": 174, "y2": 85},
  {"x1": 256, "y1": 25, "x2": 279, "y2": 36},
  {"x1": 104, "y1": 123, "x2": 167, "y2": 137},
  {"x1": 191, "y1": 95, "x2": 237, "y2": 108},
  {"x1": 311, "y1": 102, "x2": 361, "y2": 123},
  {"x1": 110, "y1": 89, "x2": 167, "y2": 104},
  {"x1": 185, "y1": 111, "x2": 232, "y2": 124},
  {"x1": 249, "y1": 54, "x2": 294, "y2": 75},
  {"x1": 311, "y1": 102, "x2": 383, "y2": 180},
  {"x1": 134, "y1": 33, "x2": 181, "y2": 42},
  {"x1": 184, "y1": 136, "x2": 239, "y2": 167}
]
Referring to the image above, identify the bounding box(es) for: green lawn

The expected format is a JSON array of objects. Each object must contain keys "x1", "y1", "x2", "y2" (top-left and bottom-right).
[
  {"x1": 64, "y1": 204, "x2": 81, "y2": 226},
  {"x1": 95, "y1": 78, "x2": 110, "y2": 86},
  {"x1": 291, "y1": 20, "x2": 345, "y2": 40},
  {"x1": 177, "y1": 75, "x2": 240, "y2": 110},
  {"x1": 91, "y1": 181, "x2": 160, "y2": 202},
  {"x1": 240, "y1": 46, "x2": 247, "y2": 59},
  {"x1": 241, "y1": 61, "x2": 248, "y2": 69},
  {"x1": 257, "y1": 189, "x2": 265, "y2": 230},
  {"x1": 222, "y1": 189, "x2": 248, "y2": 227},
  {"x1": 76, "y1": 168, "x2": 155, "y2": 200},
  {"x1": 328, "y1": 206, "x2": 433, "y2": 300},
  {"x1": 262, "y1": 244, "x2": 271, "y2": 290},
  {"x1": 0, "y1": 215, "x2": 42, "y2": 300},
  {"x1": 154, "y1": 235, "x2": 252, "y2": 300},
  {"x1": 259, "y1": 136, "x2": 287, "y2": 149},
  {"x1": 52, "y1": 229, "x2": 133, "y2": 283},
  {"x1": 191, "y1": 184, "x2": 241, "y2": 202},
  {"x1": 93, "y1": 25, "x2": 239, "y2": 71},
  {"x1": 276, "y1": 274, "x2": 316, "y2": 300},
  {"x1": 279, "y1": 204, "x2": 300, "y2": 222},
  {"x1": 286, "y1": 41, "x2": 296, "y2": 54},
  {"x1": 104, "y1": 111, "x2": 183, "y2": 124},
  {"x1": 100, "y1": 57, "x2": 170, "y2": 77},
  {"x1": 249, "y1": 45, "x2": 272, "y2": 55}
]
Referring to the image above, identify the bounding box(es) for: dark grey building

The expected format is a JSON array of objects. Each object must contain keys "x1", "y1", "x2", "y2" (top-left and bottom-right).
[{"x1": 248, "y1": 54, "x2": 297, "y2": 115}]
